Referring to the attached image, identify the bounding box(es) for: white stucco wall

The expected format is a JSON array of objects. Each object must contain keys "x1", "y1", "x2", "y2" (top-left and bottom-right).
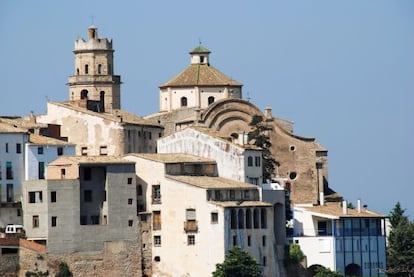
[{"x1": 158, "y1": 128, "x2": 262, "y2": 184}]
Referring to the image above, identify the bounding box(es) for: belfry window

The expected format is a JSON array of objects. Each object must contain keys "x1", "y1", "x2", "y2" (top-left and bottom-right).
[
  {"x1": 81, "y1": 90, "x2": 89, "y2": 100},
  {"x1": 98, "y1": 64, "x2": 102, "y2": 74},
  {"x1": 85, "y1": 64, "x2": 89, "y2": 74},
  {"x1": 181, "y1": 97, "x2": 188, "y2": 107}
]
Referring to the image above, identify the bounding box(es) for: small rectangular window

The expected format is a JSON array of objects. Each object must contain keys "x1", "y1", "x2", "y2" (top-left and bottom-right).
[
  {"x1": 128, "y1": 198, "x2": 133, "y2": 205},
  {"x1": 16, "y1": 143, "x2": 21, "y2": 154},
  {"x1": 154, "y1": 236, "x2": 161, "y2": 246},
  {"x1": 188, "y1": 235, "x2": 195, "y2": 245},
  {"x1": 263, "y1": 256, "x2": 267, "y2": 267},
  {"x1": 57, "y1": 147, "x2": 63, "y2": 156},
  {"x1": 247, "y1": 235, "x2": 251, "y2": 246},
  {"x1": 38, "y1": 162, "x2": 45, "y2": 179},
  {"x1": 149, "y1": 132, "x2": 152, "y2": 140},
  {"x1": 152, "y1": 185, "x2": 161, "y2": 204},
  {"x1": 127, "y1": 177, "x2": 133, "y2": 184},
  {"x1": 6, "y1": 183, "x2": 13, "y2": 202},
  {"x1": 5, "y1": 143, "x2": 9, "y2": 153},
  {"x1": 33, "y1": 215, "x2": 39, "y2": 228},
  {"x1": 51, "y1": 216, "x2": 57, "y2": 227},
  {"x1": 153, "y1": 211, "x2": 161, "y2": 230},
  {"x1": 103, "y1": 190, "x2": 107, "y2": 202},
  {"x1": 211, "y1": 212, "x2": 218, "y2": 224},
  {"x1": 17, "y1": 209, "x2": 21, "y2": 217},
  {"x1": 6, "y1": 162, "x2": 13, "y2": 180},
  {"x1": 61, "y1": 168, "x2": 66, "y2": 178},
  {"x1": 83, "y1": 167, "x2": 92, "y2": 181},
  {"x1": 255, "y1": 156, "x2": 261, "y2": 167},
  {"x1": 128, "y1": 220, "x2": 133, "y2": 227},
  {"x1": 99, "y1": 146, "x2": 108, "y2": 156},
  {"x1": 28, "y1": 191, "x2": 43, "y2": 203},
  {"x1": 51, "y1": 191, "x2": 56, "y2": 203},
  {"x1": 84, "y1": 190, "x2": 92, "y2": 202},
  {"x1": 81, "y1": 147, "x2": 87, "y2": 156},
  {"x1": 262, "y1": 235, "x2": 266, "y2": 247},
  {"x1": 233, "y1": 235, "x2": 237, "y2": 246},
  {"x1": 38, "y1": 147, "x2": 44, "y2": 155},
  {"x1": 80, "y1": 215, "x2": 87, "y2": 225}
]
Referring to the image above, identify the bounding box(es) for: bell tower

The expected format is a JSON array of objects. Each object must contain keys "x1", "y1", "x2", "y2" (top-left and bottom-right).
[{"x1": 67, "y1": 26, "x2": 121, "y2": 113}]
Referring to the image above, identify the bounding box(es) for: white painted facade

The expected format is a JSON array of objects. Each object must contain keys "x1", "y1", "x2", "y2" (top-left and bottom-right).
[
  {"x1": 159, "y1": 46, "x2": 242, "y2": 112},
  {"x1": 25, "y1": 137, "x2": 75, "y2": 180},
  {"x1": 157, "y1": 127, "x2": 263, "y2": 185},
  {"x1": 124, "y1": 153, "x2": 280, "y2": 277},
  {"x1": 292, "y1": 204, "x2": 387, "y2": 276}
]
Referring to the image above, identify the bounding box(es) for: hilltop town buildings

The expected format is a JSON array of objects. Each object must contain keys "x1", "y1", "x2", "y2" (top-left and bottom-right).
[{"x1": 0, "y1": 25, "x2": 388, "y2": 276}]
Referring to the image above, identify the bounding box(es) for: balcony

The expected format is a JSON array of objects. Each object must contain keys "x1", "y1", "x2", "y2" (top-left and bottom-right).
[{"x1": 184, "y1": 220, "x2": 198, "y2": 233}]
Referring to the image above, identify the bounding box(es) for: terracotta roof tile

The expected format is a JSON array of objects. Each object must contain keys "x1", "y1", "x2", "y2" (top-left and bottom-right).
[
  {"x1": 29, "y1": 134, "x2": 74, "y2": 145},
  {"x1": 160, "y1": 64, "x2": 242, "y2": 88},
  {"x1": 49, "y1": 155, "x2": 133, "y2": 165},
  {"x1": 299, "y1": 203, "x2": 385, "y2": 218},
  {"x1": 166, "y1": 175, "x2": 258, "y2": 189}
]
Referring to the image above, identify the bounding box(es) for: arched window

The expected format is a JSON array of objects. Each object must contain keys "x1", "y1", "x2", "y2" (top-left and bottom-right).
[
  {"x1": 181, "y1": 97, "x2": 188, "y2": 107},
  {"x1": 85, "y1": 64, "x2": 89, "y2": 74},
  {"x1": 253, "y1": 208, "x2": 259, "y2": 229},
  {"x1": 247, "y1": 156, "x2": 253, "y2": 167},
  {"x1": 98, "y1": 64, "x2": 102, "y2": 74},
  {"x1": 208, "y1": 96, "x2": 215, "y2": 105},
  {"x1": 261, "y1": 208, "x2": 267, "y2": 228},
  {"x1": 245, "y1": 209, "x2": 252, "y2": 229},
  {"x1": 230, "y1": 209, "x2": 237, "y2": 229},
  {"x1": 238, "y1": 209, "x2": 244, "y2": 229},
  {"x1": 81, "y1": 90, "x2": 89, "y2": 100}
]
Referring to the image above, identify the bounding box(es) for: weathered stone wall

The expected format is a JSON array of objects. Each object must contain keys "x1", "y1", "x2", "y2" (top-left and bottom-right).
[{"x1": 6, "y1": 239, "x2": 142, "y2": 277}]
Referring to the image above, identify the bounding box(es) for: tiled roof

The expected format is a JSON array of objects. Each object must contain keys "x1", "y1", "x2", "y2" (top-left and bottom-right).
[
  {"x1": 29, "y1": 134, "x2": 74, "y2": 145},
  {"x1": 299, "y1": 203, "x2": 385, "y2": 218},
  {"x1": 126, "y1": 153, "x2": 216, "y2": 164},
  {"x1": 50, "y1": 102, "x2": 162, "y2": 127},
  {"x1": 0, "y1": 116, "x2": 47, "y2": 130},
  {"x1": 209, "y1": 200, "x2": 272, "y2": 208},
  {"x1": 190, "y1": 45, "x2": 211, "y2": 54},
  {"x1": 166, "y1": 175, "x2": 258, "y2": 189},
  {"x1": 0, "y1": 122, "x2": 27, "y2": 133},
  {"x1": 49, "y1": 155, "x2": 133, "y2": 165},
  {"x1": 160, "y1": 64, "x2": 242, "y2": 88}
]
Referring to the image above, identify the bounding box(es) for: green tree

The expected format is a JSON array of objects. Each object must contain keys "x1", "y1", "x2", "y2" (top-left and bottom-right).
[
  {"x1": 247, "y1": 114, "x2": 278, "y2": 181},
  {"x1": 55, "y1": 262, "x2": 73, "y2": 277},
  {"x1": 288, "y1": 243, "x2": 304, "y2": 263},
  {"x1": 212, "y1": 247, "x2": 261, "y2": 277},
  {"x1": 314, "y1": 266, "x2": 343, "y2": 277},
  {"x1": 387, "y1": 202, "x2": 414, "y2": 276}
]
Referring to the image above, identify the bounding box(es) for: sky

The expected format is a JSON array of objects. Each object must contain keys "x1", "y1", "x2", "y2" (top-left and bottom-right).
[{"x1": 1, "y1": 1, "x2": 413, "y2": 217}]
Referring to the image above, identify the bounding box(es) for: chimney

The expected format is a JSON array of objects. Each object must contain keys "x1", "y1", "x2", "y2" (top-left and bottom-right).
[
  {"x1": 342, "y1": 200, "x2": 348, "y2": 215},
  {"x1": 320, "y1": 192, "x2": 325, "y2": 206},
  {"x1": 264, "y1": 106, "x2": 272, "y2": 119},
  {"x1": 357, "y1": 199, "x2": 361, "y2": 213}
]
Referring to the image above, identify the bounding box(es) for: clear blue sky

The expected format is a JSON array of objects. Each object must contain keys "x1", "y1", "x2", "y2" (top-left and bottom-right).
[{"x1": 1, "y1": 1, "x2": 413, "y2": 217}]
